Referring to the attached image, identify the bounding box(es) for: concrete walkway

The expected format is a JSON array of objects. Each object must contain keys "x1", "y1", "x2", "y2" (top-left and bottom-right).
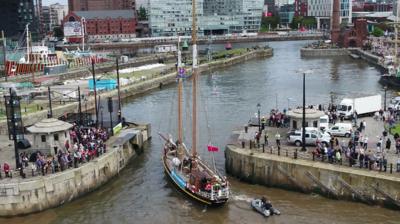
[{"x1": 232, "y1": 116, "x2": 400, "y2": 176}]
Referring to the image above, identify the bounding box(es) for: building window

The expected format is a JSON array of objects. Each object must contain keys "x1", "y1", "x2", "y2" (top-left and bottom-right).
[
  {"x1": 41, "y1": 135, "x2": 46, "y2": 142},
  {"x1": 54, "y1": 134, "x2": 59, "y2": 141}
]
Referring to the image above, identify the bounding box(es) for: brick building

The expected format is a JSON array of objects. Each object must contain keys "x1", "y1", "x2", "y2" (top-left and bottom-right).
[
  {"x1": 294, "y1": 0, "x2": 307, "y2": 17},
  {"x1": 68, "y1": 0, "x2": 133, "y2": 11},
  {"x1": 339, "y1": 19, "x2": 368, "y2": 48},
  {"x1": 63, "y1": 10, "x2": 136, "y2": 41}
]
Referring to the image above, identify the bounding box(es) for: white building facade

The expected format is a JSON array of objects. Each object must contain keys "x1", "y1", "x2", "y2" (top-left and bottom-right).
[
  {"x1": 49, "y1": 3, "x2": 68, "y2": 28},
  {"x1": 149, "y1": 0, "x2": 263, "y2": 37},
  {"x1": 307, "y1": 0, "x2": 352, "y2": 29}
]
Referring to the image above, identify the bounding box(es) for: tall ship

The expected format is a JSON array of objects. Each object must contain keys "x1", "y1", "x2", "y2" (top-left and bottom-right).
[
  {"x1": 379, "y1": 7, "x2": 400, "y2": 87},
  {"x1": 3, "y1": 24, "x2": 107, "y2": 77},
  {"x1": 160, "y1": 0, "x2": 229, "y2": 206}
]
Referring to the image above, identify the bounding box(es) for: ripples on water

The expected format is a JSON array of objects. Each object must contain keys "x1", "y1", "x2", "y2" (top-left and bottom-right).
[{"x1": 2, "y1": 41, "x2": 400, "y2": 224}]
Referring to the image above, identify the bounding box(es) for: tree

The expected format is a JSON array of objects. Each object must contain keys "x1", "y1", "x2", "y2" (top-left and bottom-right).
[
  {"x1": 372, "y1": 27, "x2": 384, "y2": 37},
  {"x1": 290, "y1": 16, "x2": 303, "y2": 29},
  {"x1": 290, "y1": 16, "x2": 316, "y2": 30},
  {"x1": 261, "y1": 15, "x2": 280, "y2": 30},
  {"x1": 302, "y1": 17, "x2": 317, "y2": 29},
  {"x1": 53, "y1": 26, "x2": 64, "y2": 39},
  {"x1": 138, "y1": 6, "x2": 148, "y2": 21}
]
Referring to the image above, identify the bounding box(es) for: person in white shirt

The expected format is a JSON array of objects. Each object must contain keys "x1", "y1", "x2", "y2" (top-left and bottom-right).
[{"x1": 363, "y1": 136, "x2": 368, "y2": 149}]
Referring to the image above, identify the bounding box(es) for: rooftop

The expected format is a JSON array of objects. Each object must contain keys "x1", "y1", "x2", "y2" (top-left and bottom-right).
[
  {"x1": 286, "y1": 108, "x2": 325, "y2": 119},
  {"x1": 27, "y1": 118, "x2": 73, "y2": 133},
  {"x1": 74, "y1": 10, "x2": 135, "y2": 20}
]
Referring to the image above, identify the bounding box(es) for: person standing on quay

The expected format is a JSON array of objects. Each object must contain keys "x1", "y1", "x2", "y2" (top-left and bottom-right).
[
  {"x1": 275, "y1": 132, "x2": 281, "y2": 147},
  {"x1": 363, "y1": 136, "x2": 368, "y2": 150},
  {"x1": 264, "y1": 131, "x2": 269, "y2": 146},
  {"x1": 386, "y1": 138, "x2": 391, "y2": 152}
]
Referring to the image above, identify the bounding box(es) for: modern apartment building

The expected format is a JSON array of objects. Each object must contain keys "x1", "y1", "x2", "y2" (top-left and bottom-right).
[
  {"x1": 41, "y1": 6, "x2": 51, "y2": 32},
  {"x1": 279, "y1": 4, "x2": 295, "y2": 26},
  {"x1": 307, "y1": 0, "x2": 352, "y2": 29},
  {"x1": 264, "y1": 0, "x2": 276, "y2": 14},
  {"x1": 49, "y1": 3, "x2": 68, "y2": 27},
  {"x1": 42, "y1": 3, "x2": 68, "y2": 33},
  {"x1": 0, "y1": 0, "x2": 41, "y2": 40},
  {"x1": 149, "y1": 0, "x2": 263, "y2": 37}
]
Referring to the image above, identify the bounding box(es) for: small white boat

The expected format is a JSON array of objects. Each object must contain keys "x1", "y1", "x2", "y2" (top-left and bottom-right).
[{"x1": 251, "y1": 199, "x2": 280, "y2": 217}]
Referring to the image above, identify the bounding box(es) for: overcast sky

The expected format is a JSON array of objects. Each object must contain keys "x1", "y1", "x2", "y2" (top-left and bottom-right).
[{"x1": 42, "y1": 0, "x2": 67, "y2": 6}]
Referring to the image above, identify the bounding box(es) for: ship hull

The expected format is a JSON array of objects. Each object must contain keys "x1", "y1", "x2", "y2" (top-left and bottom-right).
[
  {"x1": 162, "y1": 156, "x2": 228, "y2": 206},
  {"x1": 379, "y1": 75, "x2": 400, "y2": 88}
]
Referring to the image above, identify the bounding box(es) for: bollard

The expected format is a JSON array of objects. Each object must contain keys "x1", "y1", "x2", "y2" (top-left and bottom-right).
[
  {"x1": 24, "y1": 107, "x2": 27, "y2": 112},
  {"x1": 286, "y1": 149, "x2": 288, "y2": 157},
  {"x1": 369, "y1": 161, "x2": 372, "y2": 170},
  {"x1": 278, "y1": 147, "x2": 280, "y2": 156},
  {"x1": 390, "y1": 163, "x2": 393, "y2": 174},
  {"x1": 322, "y1": 155, "x2": 325, "y2": 162},
  {"x1": 262, "y1": 144, "x2": 265, "y2": 153},
  {"x1": 242, "y1": 141, "x2": 245, "y2": 148},
  {"x1": 379, "y1": 161, "x2": 382, "y2": 172},
  {"x1": 294, "y1": 149, "x2": 298, "y2": 159},
  {"x1": 244, "y1": 126, "x2": 248, "y2": 133},
  {"x1": 349, "y1": 158, "x2": 352, "y2": 167},
  {"x1": 312, "y1": 152, "x2": 315, "y2": 161},
  {"x1": 270, "y1": 147, "x2": 272, "y2": 154},
  {"x1": 249, "y1": 141, "x2": 252, "y2": 149}
]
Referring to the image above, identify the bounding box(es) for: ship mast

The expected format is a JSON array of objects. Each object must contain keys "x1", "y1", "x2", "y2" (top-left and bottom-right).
[
  {"x1": 177, "y1": 36, "x2": 183, "y2": 144},
  {"x1": 26, "y1": 24, "x2": 30, "y2": 63},
  {"x1": 191, "y1": 0, "x2": 198, "y2": 157},
  {"x1": 395, "y1": 3, "x2": 399, "y2": 68}
]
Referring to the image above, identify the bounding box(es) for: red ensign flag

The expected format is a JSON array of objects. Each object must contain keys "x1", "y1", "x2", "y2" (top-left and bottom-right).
[{"x1": 207, "y1": 145, "x2": 219, "y2": 152}]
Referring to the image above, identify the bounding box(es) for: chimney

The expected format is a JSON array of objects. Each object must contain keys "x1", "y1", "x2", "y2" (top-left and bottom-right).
[{"x1": 331, "y1": 0, "x2": 340, "y2": 44}]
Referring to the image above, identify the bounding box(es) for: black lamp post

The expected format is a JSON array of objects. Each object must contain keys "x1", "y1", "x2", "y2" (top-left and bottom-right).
[
  {"x1": 257, "y1": 103, "x2": 261, "y2": 133},
  {"x1": 84, "y1": 97, "x2": 88, "y2": 126},
  {"x1": 384, "y1": 86, "x2": 387, "y2": 111},
  {"x1": 100, "y1": 105, "x2": 104, "y2": 128},
  {"x1": 299, "y1": 70, "x2": 313, "y2": 152}
]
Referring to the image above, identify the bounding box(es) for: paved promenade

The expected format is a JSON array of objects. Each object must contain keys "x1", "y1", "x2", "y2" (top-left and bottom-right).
[{"x1": 233, "y1": 116, "x2": 400, "y2": 175}]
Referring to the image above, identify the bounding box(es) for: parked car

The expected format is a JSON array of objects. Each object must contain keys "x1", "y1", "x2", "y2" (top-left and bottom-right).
[
  {"x1": 287, "y1": 129, "x2": 330, "y2": 147},
  {"x1": 326, "y1": 123, "x2": 352, "y2": 137}
]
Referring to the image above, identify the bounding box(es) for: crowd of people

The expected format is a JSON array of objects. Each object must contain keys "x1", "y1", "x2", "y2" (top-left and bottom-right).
[
  {"x1": 312, "y1": 107, "x2": 400, "y2": 172},
  {"x1": 262, "y1": 109, "x2": 289, "y2": 129},
  {"x1": 0, "y1": 124, "x2": 109, "y2": 179}
]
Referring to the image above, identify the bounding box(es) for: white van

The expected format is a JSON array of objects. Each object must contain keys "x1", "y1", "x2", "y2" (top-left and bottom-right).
[
  {"x1": 319, "y1": 115, "x2": 329, "y2": 131},
  {"x1": 389, "y1": 96, "x2": 400, "y2": 110},
  {"x1": 327, "y1": 123, "x2": 352, "y2": 137}
]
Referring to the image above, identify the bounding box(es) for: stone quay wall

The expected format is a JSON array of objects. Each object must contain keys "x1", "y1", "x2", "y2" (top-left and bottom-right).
[
  {"x1": 351, "y1": 48, "x2": 381, "y2": 66},
  {"x1": 226, "y1": 145, "x2": 400, "y2": 209},
  {"x1": 300, "y1": 48, "x2": 350, "y2": 57},
  {"x1": 300, "y1": 47, "x2": 382, "y2": 68},
  {"x1": 0, "y1": 48, "x2": 273, "y2": 135},
  {"x1": 0, "y1": 124, "x2": 151, "y2": 217}
]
